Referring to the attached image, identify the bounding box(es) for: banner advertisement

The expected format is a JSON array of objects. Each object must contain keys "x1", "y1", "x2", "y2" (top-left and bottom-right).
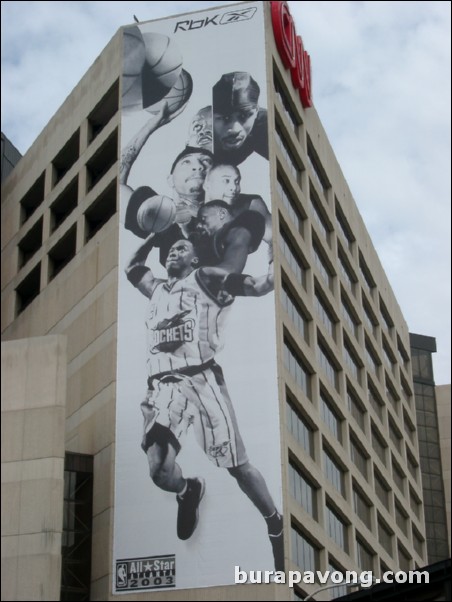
[{"x1": 114, "y1": 2, "x2": 283, "y2": 591}]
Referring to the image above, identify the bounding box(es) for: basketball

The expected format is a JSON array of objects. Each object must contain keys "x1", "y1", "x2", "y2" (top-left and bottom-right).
[
  {"x1": 145, "y1": 69, "x2": 193, "y2": 116},
  {"x1": 137, "y1": 195, "x2": 176, "y2": 233},
  {"x1": 122, "y1": 26, "x2": 146, "y2": 96},
  {"x1": 140, "y1": 32, "x2": 183, "y2": 108}
]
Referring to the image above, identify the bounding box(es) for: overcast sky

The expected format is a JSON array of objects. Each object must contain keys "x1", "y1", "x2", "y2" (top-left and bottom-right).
[{"x1": 2, "y1": 1, "x2": 450, "y2": 384}]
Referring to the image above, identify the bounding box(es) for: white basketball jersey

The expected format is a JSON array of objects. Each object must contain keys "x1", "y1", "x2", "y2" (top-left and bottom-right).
[{"x1": 145, "y1": 270, "x2": 232, "y2": 375}]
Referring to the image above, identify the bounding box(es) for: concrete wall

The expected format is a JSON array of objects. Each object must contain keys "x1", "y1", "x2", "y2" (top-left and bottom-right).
[{"x1": 1, "y1": 336, "x2": 67, "y2": 601}]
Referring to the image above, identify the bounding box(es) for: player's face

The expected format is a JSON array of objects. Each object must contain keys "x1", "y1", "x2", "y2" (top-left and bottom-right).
[
  {"x1": 170, "y1": 153, "x2": 213, "y2": 198},
  {"x1": 204, "y1": 166, "x2": 241, "y2": 202},
  {"x1": 187, "y1": 108, "x2": 213, "y2": 151},
  {"x1": 197, "y1": 206, "x2": 225, "y2": 236},
  {"x1": 166, "y1": 240, "x2": 197, "y2": 275},
  {"x1": 213, "y1": 106, "x2": 258, "y2": 151}
]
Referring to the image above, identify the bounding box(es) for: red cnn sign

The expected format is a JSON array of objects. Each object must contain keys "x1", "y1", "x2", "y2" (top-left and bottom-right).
[{"x1": 271, "y1": 1, "x2": 313, "y2": 108}]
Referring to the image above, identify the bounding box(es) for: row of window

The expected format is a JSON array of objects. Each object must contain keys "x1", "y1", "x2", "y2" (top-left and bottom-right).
[
  {"x1": 15, "y1": 179, "x2": 117, "y2": 315},
  {"x1": 273, "y1": 76, "x2": 411, "y2": 377},
  {"x1": 286, "y1": 391, "x2": 421, "y2": 508},
  {"x1": 291, "y1": 522, "x2": 416, "y2": 575}
]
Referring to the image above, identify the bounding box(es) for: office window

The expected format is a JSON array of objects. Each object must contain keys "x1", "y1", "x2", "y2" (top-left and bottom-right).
[
  {"x1": 286, "y1": 398, "x2": 314, "y2": 458},
  {"x1": 378, "y1": 518, "x2": 393, "y2": 557},
  {"x1": 398, "y1": 546, "x2": 411, "y2": 572},
  {"x1": 375, "y1": 471, "x2": 390, "y2": 506},
  {"x1": 291, "y1": 525, "x2": 320, "y2": 571},
  {"x1": 395, "y1": 501, "x2": 408, "y2": 536},
  {"x1": 275, "y1": 122, "x2": 301, "y2": 181},
  {"x1": 335, "y1": 202, "x2": 354, "y2": 253},
  {"x1": 274, "y1": 73, "x2": 300, "y2": 132},
  {"x1": 389, "y1": 418, "x2": 403, "y2": 454},
  {"x1": 339, "y1": 251, "x2": 356, "y2": 295},
  {"x1": 310, "y1": 193, "x2": 330, "y2": 243},
  {"x1": 353, "y1": 486, "x2": 371, "y2": 525},
  {"x1": 326, "y1": 505, "x2": 348, "y2": 552},
  {"x1": 289, "y1": 460, "x2": 317, "y2": 518},
  {"x1": 401, "y1": 377, "x2": 413, "y2": 406},
  {"x1": 323, "y1": 449, "x2": 345, "y2": 497},
  {"x1": 383, "y1": 340, "x2": 396, "y2": 376},
  {"x1": 320, "y1": 392, "x2": 342, "y2": 441},
  {"x1": 406, "y1": 451, "x2": 418, "y2": 481},
  {"x1": 277, "y1": 174, "x2": 303, "y2": 232},
  {"x1": 362, "y1": 297, "x2": 378, "y2": 337},
  {"x1": 371, "y1": 427, "x2": 387, "y2": 466},
  {"x1": 379, "y1": 298, "x2": 393, "y2": 335},
  {"x1": 284, "y1": 340, "x2": 311, "y2": 398},
  {"x1": 412, "y1": 529, "x2": 424, "y2": 557},
  {"x1": 409, "y1": 487, "x2": 421, "y2": 519},
  {"x1": 279, "y1": 228, "x2": 306, "y2": 286},
  {"x1": 359, "y1": 254, "x2": 376, "y2": 297},
  {"x1": 342, "y1": 296, "x2": 359, "y2": 340},
  {"x1": 317, "y1": 345, "x2": 340, "y2": 392},
  {"x1": 411, "y1": 346, "x2": 434, "y2": 381},
  {"x1": 392, "y1": 460, "x2": 406, "y2": 495},
  {"x1": 307, "y1": 136, "x2": 330, "y2": 198},
  {"x1": 365, "y1": 341, "x2": 380, "y2": 378},
  {"x1": 368, "y1": 383, "x2": 384, "y2": 422},
  {"x1": 344, "y1": 341, "x2": 361, "y2": 384},
  {"x1": 347, "y1": 388, "x2": 366, "y2": 432},
  {"x1": 356, "y1": 538, "x2": 374, "y2": 572},
  {"x1": 403, "y1": 412, "x2": 416, "y2": 445},
  {"x1": 314, "y1": 291, "x2": 336, "y2": 339},
  {"x1": 328, "y1": 560, "x2": 348, "y2": 599},
  {"x1": 386, "y1": 379, "x2": 400, "y2": 413},
  {"x1": 350, "y1": 436, "x2": 368, "y2": 479},
  {"x1": 313, "y1": 242, "x2": 334, "y2": 290},
  {"x1": 281, "y1": 282, "x2": 309, "y2": 343}
]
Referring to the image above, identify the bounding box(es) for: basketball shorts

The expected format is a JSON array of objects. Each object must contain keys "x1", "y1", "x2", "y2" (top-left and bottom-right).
[{"x1": 140, "y1": 363, "x2": 248, "y2": 468}]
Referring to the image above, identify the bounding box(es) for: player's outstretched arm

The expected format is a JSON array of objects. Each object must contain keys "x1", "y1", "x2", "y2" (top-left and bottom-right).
[
  {"x1": 125, "y1": 233, "x2": 160, "y2": 298},
  {"x1": 119, "y1": 102, "x2": 173, "y2": 186}
]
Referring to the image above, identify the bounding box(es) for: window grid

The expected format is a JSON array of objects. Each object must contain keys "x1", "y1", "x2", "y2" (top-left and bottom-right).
[
  {"x1": 375, "y1": 472, "x2": 390, "y2": 506},
  {"x1": 344, "y1": 342, "x2": 360, "y2": 384},
  {"x1": 356, "y1": 538, "x2": 374, "y2": 572},
  {"x1": 378, "y1": 519, "x2": 393, "y2": 556},
  {"x1": 353, "y1": 487, "x2": 371, "y2": 525},
  {"x1": 313, "y1": 243, "x2": 333, "y2": 290},
  {"x1": 342, "y1": 298, "x2": 359, "y2": 340},
  {"x1": 347, "y1": 389, "x2": 365, "y2": 432},
  {"x1": 372, "y1": 428, "x2": 387, "y2": 466}
]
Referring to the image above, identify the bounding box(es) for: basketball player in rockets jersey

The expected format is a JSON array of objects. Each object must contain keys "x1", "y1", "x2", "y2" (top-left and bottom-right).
[{"x1": 125, "y1": 235, "x2": 284, "y2": 571}]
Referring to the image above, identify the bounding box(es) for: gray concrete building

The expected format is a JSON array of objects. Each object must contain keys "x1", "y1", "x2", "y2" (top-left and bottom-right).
[{"x1": 1, "y1": 2, "x2": 433, "y2": 600}]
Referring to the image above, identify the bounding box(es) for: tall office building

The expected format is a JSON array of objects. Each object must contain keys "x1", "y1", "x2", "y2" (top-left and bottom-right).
[{"x1": 1, "y1": 2, "x2": 429, "y2": 600}]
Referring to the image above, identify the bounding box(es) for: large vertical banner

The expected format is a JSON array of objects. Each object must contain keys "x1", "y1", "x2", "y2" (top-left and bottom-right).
[{"x1": 114, "y1": 2, "x2": 283, "y2": 592}]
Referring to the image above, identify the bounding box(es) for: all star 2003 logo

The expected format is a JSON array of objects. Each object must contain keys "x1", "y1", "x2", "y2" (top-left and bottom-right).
[{"x1": 116, "y1": 555, "x2": 176, "y2": 591}]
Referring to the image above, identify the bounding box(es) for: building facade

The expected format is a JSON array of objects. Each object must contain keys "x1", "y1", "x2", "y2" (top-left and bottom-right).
[{"x1": 1, "y1": 2, "x2": 430, "y2": 600}]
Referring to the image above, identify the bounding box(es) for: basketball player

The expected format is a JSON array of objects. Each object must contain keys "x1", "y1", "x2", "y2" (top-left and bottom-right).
[
  {"x1": 212, "y1": 72, "x2": 268, "y2": 166},
  {"x1": 203, "y1": 163, "x2": 273, "y2": 259},
  {"x1": 125, "y1": 235, "x2": 284, "y2": 570},
  {"x1": 186, "y1": 106, "x2": 213, "y2": 152}
]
